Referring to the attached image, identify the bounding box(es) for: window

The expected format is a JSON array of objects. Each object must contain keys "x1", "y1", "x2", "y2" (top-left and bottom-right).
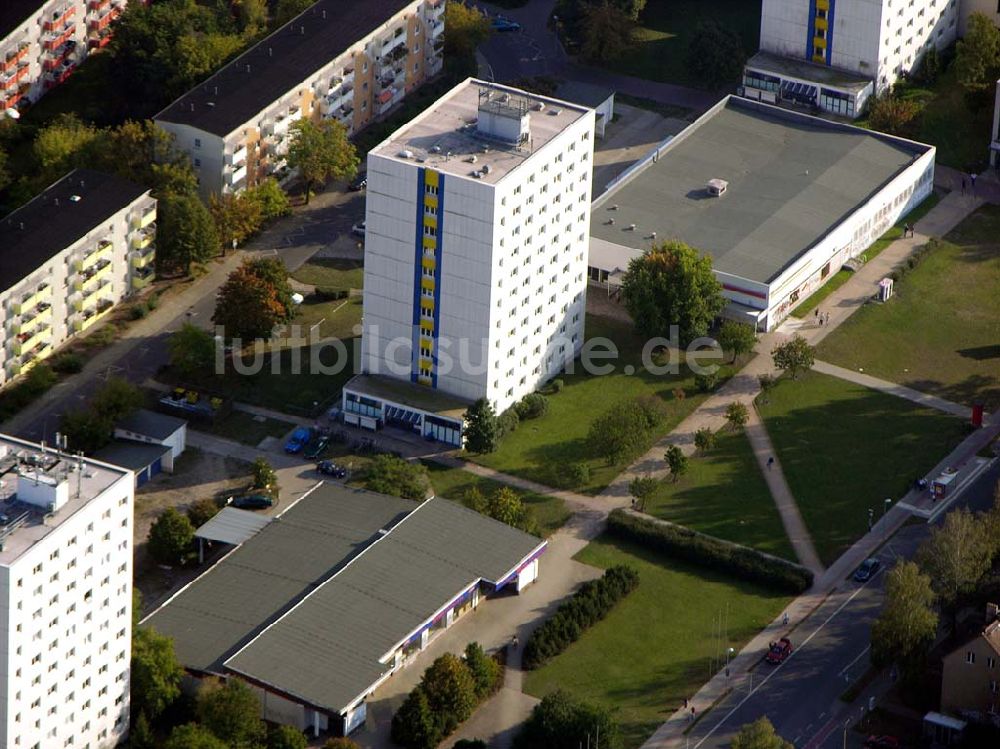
[
  {"x1": 967, "y1": 651, "x2": 976, "y2": 664},
  {"x1": 194, "y1": 138, "x2": 201, "y2": 149},
  {"x1": 989, "y1": 657, "x2": 997, "y2": 669}
]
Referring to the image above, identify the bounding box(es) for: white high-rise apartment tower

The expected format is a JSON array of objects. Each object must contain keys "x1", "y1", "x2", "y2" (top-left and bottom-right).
[
  {"x1": 0, "y1": 435, "x2": 134, "y2": 749},
  {"x1": 742, "y1": 0, "x2": 958, "y2": 117},
  {"x1": 343, "y1": 79, "x2": 595, "y2": 446}
]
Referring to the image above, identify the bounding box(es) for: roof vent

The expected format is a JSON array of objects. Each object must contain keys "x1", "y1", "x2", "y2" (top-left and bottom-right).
[
  {"x1": 607, "y1": 218, "x2": 614, "y2": 225},
  {"x1": 627, "y1": 223, "x2": 636, "y2": 231},
  {"x1": 399, "y1": 149, "x2": 414, "y2": 159},
  {"x1": 549, "y1": 108, "x2": 561, "y2": 115},
  {"x1": 482, "y1": 164, "x2": 492, "y2": 174},
  {"x1": 467, "y1": 154, "x2": 477, "y2": 163},
  {"x1": 472, "y1": 170, "x2": 482, "y2": 178},
  {"x1": 535, "y1": 102, "x2": 545, "y2": 111},
  {"x1": 610, "y1": 204, "x2": 618, "y2": 211},
  {"x1": 649, "y1": 231, "x2": 656, "y2": 239},
  {"x1": 69, "y1": 195, "x2": 81, "y2": 203},
  {"x1": 430, "y1": 144, "x2": 441, "y2": 153},
  {"x1": 706, "y1": 178, "x2": 728, "y2": 197},
  {"x1": 207, "y1": 102, "x2": 216, "y2": 108},
  {"x1": 481, "y1": 145, "x2": 490, "y2": 154}
]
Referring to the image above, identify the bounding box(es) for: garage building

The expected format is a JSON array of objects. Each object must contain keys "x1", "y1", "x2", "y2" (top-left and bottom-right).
[
  {"x1": 144, "y1": 482, "x2": 545, "y2": 737},
  {"x1": 588, "y1": 96, "x2": 935, "y2": 331}
]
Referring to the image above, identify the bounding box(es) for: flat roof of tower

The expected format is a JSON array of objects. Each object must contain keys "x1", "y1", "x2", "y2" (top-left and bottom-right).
[
  {"x1": 0, "y1": 435, "x2": 130, "y2": 566},
  {"x1": 591, "y1": 96, "x2": 931, "y2": 284},
  {"x1": 370, "y1": 77, "x2": 592, "y2": 184}
]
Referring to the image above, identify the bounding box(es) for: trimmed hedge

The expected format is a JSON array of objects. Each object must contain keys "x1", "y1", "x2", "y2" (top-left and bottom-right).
[
  {"x1": 313, "y1": 287, "x2": 350, "y2": 301},
  {"x1": 606, "y1": 509, "x2": 813, "y2": 594},
  {"x1": 522, "y1": 565, "x2": 639, "y2": 670}
]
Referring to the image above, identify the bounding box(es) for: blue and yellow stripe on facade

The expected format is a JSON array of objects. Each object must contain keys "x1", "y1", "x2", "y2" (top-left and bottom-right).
[
  {"x1": 411, "y1": 168, "x2": 444, "y2": 387},
  {"x1": 807, "y1": 0, "x2": 835, "y2": 66}
]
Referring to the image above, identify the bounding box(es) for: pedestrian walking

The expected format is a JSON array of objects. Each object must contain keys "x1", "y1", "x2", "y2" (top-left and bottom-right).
[
  {"x1": 814, "y1": 308, "x2": 819, "y2": 319},
  {"x1": 824, "y1": 312, "x2": 830, "y2": 325},
  {"x1": 767, "y1": 456, "x2": 775, "y2": 470},
  {"x1": 961, "y1": 177, "x2": 966, "y2": 194},
  {"x1": 691, "y1": 707, "x2": 696, "y2": 721},
  {"x1": 683, "y1": 697, "x2": 689, "y2": 709},
  {"x1": 818, "y1": 315, "x2": 823, "y2": 326},
  {"x1": 971, "y1": 173, "x2": 977, "y2": 195},
  {"x1": 782, "y1": 612, "x2": 789, "y2": 626}
]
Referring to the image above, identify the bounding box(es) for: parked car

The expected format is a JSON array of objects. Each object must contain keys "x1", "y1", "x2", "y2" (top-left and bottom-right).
[
  {"x1": 765, "y1": 637, "x2": 792, "y2": 664},
  {"x1": 864, "y1": 736, "x2": 901, "y2": 749},
  {"x1": 853, "y1": 557, "x2": 881, "y2": 582},
  {"x1": 348, "y1": 174, "x2": 367, "y2": 191},
  {"x1": 284, "y1": 426, "x2": 313, "y2": 454},
  {"x1": 229, "y1": 494, "x2": 273, "y2": 510},
  {"x1": 351, "y1": 220, "x2": 366, "y2": 237},
  {"x1": 317, "y1": 460, "x2": 347, "y2": 478},
  {"x1": 491, "y1": 16, "x2": 521, "y2": 31},
  {"x1": 304, "y1": 435, "x2": 330, "y2": 460}
]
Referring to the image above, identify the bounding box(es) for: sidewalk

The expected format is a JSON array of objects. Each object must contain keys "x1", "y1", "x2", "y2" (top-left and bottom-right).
[{"x1": 812, "y1": 360, "x2": 975, "y2": 420}]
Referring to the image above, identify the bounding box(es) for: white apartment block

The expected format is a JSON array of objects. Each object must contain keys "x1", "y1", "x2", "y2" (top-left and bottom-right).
[
  {"x1": 0, "y1": 169, "x2": 156, "y2": 386},
  {"x1": 742, "y1": 0, "x2": 959, "y2": 117},
  {"x1": 343, "y1": 79, "x2": 595, "y2": 446},
  {"x1": 154, "y1": 0, "x2": 446, "y2": 200},
  {"x1": 0, "y1": 0, "x2": 135, "y2": 114},
  {"x1": 959, "y1": 0, "x2": 1000, "y2": 34},
  {"x1": 0, "y1": 435, "x2": 134, "y2": 749}
]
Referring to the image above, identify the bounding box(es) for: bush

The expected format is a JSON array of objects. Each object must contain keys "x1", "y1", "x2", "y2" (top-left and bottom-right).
[
  {"x1": 497, "y1": 407, "x2": 520, "y2": 437},
  {"x1": 464, "y1": 642, "x2": 503, "y2": 701},
  {"x1": 50, "y1": 352, "x2": 84, "y2": 374},
  {"x1": 313, "y1": 286, "x2": 350, "y2": 301},
  {"x1": 454, "y1": 741, "x2": 488, "y2": 749},
  {"x1": 130, "y1": 304, "x2": 149, "y2": 320},
  {"x1": 515, "y1": 689, "x2": 622, "y2": 749},
  {"x1": 587, "y1": 396, "x2": 666, "y2": 465},
  {"x1": 522, "y1": 565, "x2": 639, "y2": 670},
  {"x1": 0, "y1": 364, "x2": 58, "y2": 420},
  {"x1": 187, "y1": 497, "x2": 221, "y2": 528},
  {"x1": 694, "y1": 372, "x2": 719, "y2": 393},
  {"x1": 365, "y1": 454, "x2": 430, "y2": 500},
  {"x1": 515, "y1": 392, "x2": 549, "y2": 420},
  {"x1": 148, "y1": 508, "x2": 195, "y2": 566},
  {"x1": 551, "y1": 378, "x2": 564, "y2": 393},
  {"x1": 391, "y1": 687, "x2": 441, "y2": 749},
  {"x1": 606, "y1": 509, "x2": 813, "y2": 594},
  {"x1": 548, "y1": 461, "x2": 590, "y2": 490}
]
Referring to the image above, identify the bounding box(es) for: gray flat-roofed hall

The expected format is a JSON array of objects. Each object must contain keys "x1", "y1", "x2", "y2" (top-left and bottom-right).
[
  {"x1": 588, "y1": 96, "x2": 936, "y2": 331},
  {"x1": 145, "y1": 482, "x2": 546, "y2": 738}
]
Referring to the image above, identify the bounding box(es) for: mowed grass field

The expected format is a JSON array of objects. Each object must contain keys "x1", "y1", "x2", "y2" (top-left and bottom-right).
[
  {"x1": 818, "y1": 205, "x2": 1000, "y2": 410},
  {"x1": 422, "y1": 461, "x2": 571, "y2": 537},
  {"x1": 523, "y1": 535, "x2": 790, "y2": 749},
  {"x1": 757, "y1": 371, "x2": 967, "y2": 565},
  {"x1": 644, "y1": 429, "x2": 794, "y2": 560},
  {"x1": 471, "y1": 315, "x2": 738, "y2": 494},
  {"x1": 602, "y1": 0, "x2": 761, "y2": 88}
]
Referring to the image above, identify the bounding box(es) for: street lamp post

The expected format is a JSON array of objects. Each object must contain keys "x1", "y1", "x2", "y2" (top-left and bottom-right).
[
  {"x1": 842, "y1": 717, "x2": 851, "y2": 749},
  {"x1": 883, "y1": 498, "x2": 892, "y2": 540},
  {"x1": 868, "y1": 507, "x2": 874, "y2": 531}
]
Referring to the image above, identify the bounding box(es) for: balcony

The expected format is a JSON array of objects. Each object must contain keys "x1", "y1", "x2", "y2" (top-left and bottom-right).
[
  {"x1": 342, "y1": 67, "x2": 355, "y2": 86},
  {"x1": 133, "y1": 226, "x2": 154, "y2": 250},
  {"x1": 132, "y1": 246, "x2": 155, "y2": 269},
  {"x1": 43, "y1": 5, "x2": 76, "y2": 32},
  {"x1": 15, "y1": 303, "x2": 53, "y2": 335},
  {"x1": 230, "y1": 143, "x2": 247, "y2": 167},
  {"x1": 139, "y1": 207, "x2": 156, "y2": 229},
  {"x1": 425, "y1": 0, "x2": 445, "y2": 19},
  {"x1": 75, "y1": 299, "x2": 114, "y2": 332},
  {"x1": 16, "y1": 284, "x2": 52, "y2": 315},
  {"x1": 42, "y1": 26, "x2": 76, "y2": 52},
  {"x1": 14, "y1": 324, "x2": 52, "y2": 355},
  {"x1": 269, "y1": 106, "x2": 303, "y2": 138},
  {"x1": 229, "y1": 163, "x2": 247, "y2": 185},
  {"x1": 381, "y1": 31, "x2": 407, "y2": 58},
  {"x1": 430, "y1": 20, "x2": 444, "y2": 38},
  {"x1": 17, "y1": 340, "x2": 53, "y2": 373},
  {"x1": 79, "y1": 239, "x2": 113, "y2": 271},
  {"x1": 132, "y1": 267, "x2": 154, "y2": 291},
  {"x1": 76, "y1": 258, "x2": 112, "y2": 292},
  {"x1": 2, "y1": 44, "x2": 30, "y2": 73},
  {"x1": 88, "y1": 0, "x2": 110, "y2": 10}
]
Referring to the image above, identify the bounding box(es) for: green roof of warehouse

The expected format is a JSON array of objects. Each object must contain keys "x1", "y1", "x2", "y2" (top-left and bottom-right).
[{"x1": 591, "y1": 96, "x2": 931, "y2": 284}]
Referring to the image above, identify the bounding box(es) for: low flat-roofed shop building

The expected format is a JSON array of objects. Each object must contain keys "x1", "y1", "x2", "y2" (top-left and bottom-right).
[
  {"x1": 145, "y1": 482, "x2": 545, "y2": 737},
  {"x1": 588, "y1": 96, "x2": 934, "y2": 331},
  {"x1": 342, "y1": 373, "x2": 469, "y2": 445}
]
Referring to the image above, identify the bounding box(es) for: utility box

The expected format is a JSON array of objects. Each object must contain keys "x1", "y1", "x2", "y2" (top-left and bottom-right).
[
  {"x1": 878, "y1": 277, "x2": 893, "y2": 302},
  {"x1": 932, "y1": 469, "x2": 959, "y2": 500}
]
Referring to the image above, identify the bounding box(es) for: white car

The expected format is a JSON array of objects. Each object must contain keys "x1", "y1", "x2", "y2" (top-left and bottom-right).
[{"x1": 351, "y1": 221, "x2": 366, "y2": 237}]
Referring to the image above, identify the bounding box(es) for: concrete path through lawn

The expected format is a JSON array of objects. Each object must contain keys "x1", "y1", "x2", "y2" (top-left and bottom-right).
[{"x1": 812, "y1": 360, "x2": 976, "y2": 420}]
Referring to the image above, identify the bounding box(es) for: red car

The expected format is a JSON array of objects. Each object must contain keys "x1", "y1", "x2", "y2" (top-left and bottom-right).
[
  {"x1": 765, "y1": 637, "x2": 792, "y2": 664},
  {"x1": 864, "y1": 736, "x2": 901, "y2": 749}
]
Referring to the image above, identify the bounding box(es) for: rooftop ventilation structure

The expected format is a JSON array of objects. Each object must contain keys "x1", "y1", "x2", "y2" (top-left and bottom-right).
[
  {"x1": 476, "y1": 86, "x2": 531, "y2": 146},
  {"x1": 707, "y1": 179, "x2": 728, "y2": 197}
]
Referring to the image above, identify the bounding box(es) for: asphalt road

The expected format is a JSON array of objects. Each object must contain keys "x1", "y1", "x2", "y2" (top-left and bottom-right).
[
  {"x1": 10, "y1": 183, "x2": 366, "y2": 444},
  {"x1": 687, "y1": 461, "x2": 1000, "y2": 749}
]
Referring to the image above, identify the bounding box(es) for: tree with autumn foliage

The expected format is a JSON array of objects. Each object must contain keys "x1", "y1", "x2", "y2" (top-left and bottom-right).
[{"x1": 213, "y1": 257, "x2": 295, "y2": 340}]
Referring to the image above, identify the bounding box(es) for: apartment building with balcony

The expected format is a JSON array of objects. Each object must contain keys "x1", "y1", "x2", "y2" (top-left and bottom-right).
[
  {"x1": 344, "y1": 79, "x2": 595, "y2": 446},
  {"x1": 0, "y1": 169, "x2": 155, "y2": 385},
  {"x1": 154, "y1": 0, "x2": 446, "y2": 200},
  {"x1": 0, "y1": 433, "x2": 134, "y2": 749},
  {"x1": 741, "y1": 0, "x2": 959, "y2": 118},
  {"x1": 0, "y1": 0, "x2": 136, "y2": 114}
]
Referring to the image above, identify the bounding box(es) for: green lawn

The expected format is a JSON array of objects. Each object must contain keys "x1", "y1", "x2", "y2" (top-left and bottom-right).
[
  {"x1": 291, "y1": 258, "x2": 364, "y2": 292},
  {"x1": 471, "y1": 315, "x2": 738, "y2": 494},
  {"x1": 158, "y1": 338, "x2": 359, "y2": 417},
  {"x1": 757, "y1": 371, "x2": 967, "y2": 565},
  {"x1": 523, "y1": 535, "x2": 790, "y2": 749},
  {"x1": 792, "y1": 191, "x2": 943, "y2": 318},
  {"x1": 291, "y1": 296, "x2": 362, "y2": 340},
  {"x1": 422, "y1": 462, "x2": 571, "y2": 536},
  {"x1": 818, "y1": 205, "x2": 1000, "y2": 410},
  {"x1": 599, "y1": 0, "x2": 761, "y2": 88},
  {"x1": 200, "y1": 410, "x2": 296, "y2": 446},
  {"x1": 644, "y1": 429, "x2": 794, "y2": 560}
]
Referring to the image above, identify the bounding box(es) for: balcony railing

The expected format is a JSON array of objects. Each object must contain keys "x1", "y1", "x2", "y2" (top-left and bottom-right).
[
  {"x1": 132, "y1": 247, "x2": 155, "y2": 269},
  {"x1": 16, "y1": 284, "x2": 51, "y2": 315},
  {"x1": 79, "y1": 239, "x2": 113, "y2": 271},
  {"x1": 15, "y1": 324, "x2": 52, "y2": 355},
  {"x1": 430, "y1": 21, "x2": 444, "y2": 38},
  {"x1": 229, "y1": 163, "x2": 247, "y2": 185},
  {"x1": 139, "y1": 207, "x2": 156, "y2": 229},
  {"x1": 132, "y1": 267, "x2": 154, "y2": 291},
  {"x1": 15, "y1": 304, "x2": 53, "y2": 335},
  {"x1": 76, "y1": 258, "x2": 112, "y2": 292}
]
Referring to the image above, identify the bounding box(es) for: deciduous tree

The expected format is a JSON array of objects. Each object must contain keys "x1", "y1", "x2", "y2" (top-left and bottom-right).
[
  {"x1": 515, "y1": 689, "x2": 622, "y2": 749},
  {"x1": 187, "y1": 497, "x2": 221, "y2": 528},
  {"x1": 287, "y1": 119, "x2": 358, "y2": 203},
  {"x1": 687, "y1": 19, "x2": 747, "y2": 89},
  {"x1": 421, "y1": 653, "x2": 477, "y2": 734},
  {"x1": 269, "y1": 725, "x2": 308, "y2": 749},
  {"x1": 196, "y1": 678, "x2": 267, "y2": 749},
  {"x1": 59, "y1": 409, "x2": 112, "y2": 454},
  {"x1": 725, "y1": 401, "x2": 749, "y2": 431},
  {"x1": 148, "y1": 507, "x2": 195, "y2": 565},
  {"x1": 871, "y1": 561, "x2": 938, "y2": 678},
  {"x1": 168, "y1": 323, "x2": 217, "y2": 379},
  {"x1": 164, "y1": 723, "x2": 229, "y2": 749},
  {"x1": 716, "y1": 321, "x2": 757, "y2": 363},
  {"x1": 33, "y1": 114, "x2": 99, "y2": 182},
  {"x1": 251, "y1": 457, "x2": 277, "y2": 492},
  {"x1": 158, "y1": 192, "x2": 220, "y2": 275},
  {"x1": 770, "y1": 335, "x2": 815, "y2": 379},
  {"x1": 580, "y1": 2, "x2": 636, "y2": 64},
  {"x1": 213, "y1": 258, "x2": 294, "y2": 340},
  {"x1": 274, "y1": 0, "x2": 314, "y2": 26},
  {"x1": 464, "y1": 398, "x2": 500, "y2": 454},
  {"x1": 444, "y1": 1, "x2": 491, "y2": 75},
  {"x1": 955, "y1": 12, "x2": 1000, "y2": 99},
  {"x1": 731, "y1": 717, "x2": 793, "y2": 749},
  {"x1": 391, "y1": 687, "x2": 441, "y2": 749},
  {"x1": 464, "y1": 642, "x2": 502, "y2": 700},
  {"x1": 867, "y1": 91, "x2": 922, "y2": 136},
  {"x1": 91, "y1": 376, "x2": 143, "y2": 423},
  {"x1": 621, "y1": 240, "x2": 725, "y2": 346},
  {"x1": 365, "y1": 455, "x2": 430, "y2": 500},
  {"x1": 694, "y1": 427, "x2": 717, "y2": 454},
  {"x1": 587, "y1": 400, "x2": 653, "y2": 465},
  {"x1": 248, "y1": 177, "x2": 292, "y2": 220},
  {"x1": 628, "y1": 476, "x2": 658, "y2": 511},
  {"x1": 917, "y1": 508, "x2": 992, "y2": 628},
  {"x1": 131, "y1": 625, "x2": 184, "y2": 720},
  {"x1": 486, "y1": 486, "x2": 528, "y2": 528},
  {"x1": 664, "y1": 444, "x2": 688, "y2": 482},
  {"x1": 210, "y1": 191, "x2": 263, "y2": 251}
]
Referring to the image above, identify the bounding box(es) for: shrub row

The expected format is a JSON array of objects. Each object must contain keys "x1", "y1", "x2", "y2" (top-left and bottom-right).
[
  {"x1": 313, "y1": 287, "x2": 351, "y2": 301},
  {"x1": 887, "y1": 238, "x2": 939, "y2": 284},
  {"x1": 522, "y1": 565, "x2": 639, "y2": 670},
  {"x1": 606, "y1": 510, "x2": 813, "y2": 594}
]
